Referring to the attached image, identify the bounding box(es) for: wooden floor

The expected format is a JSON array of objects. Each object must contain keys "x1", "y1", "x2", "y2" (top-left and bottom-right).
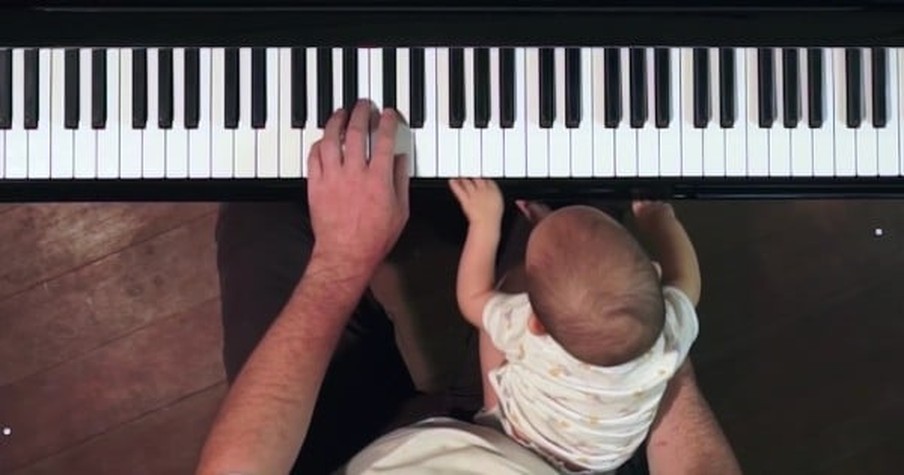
[{"x1": 0, "y1": 199, "x2": 902, "y2": 475}]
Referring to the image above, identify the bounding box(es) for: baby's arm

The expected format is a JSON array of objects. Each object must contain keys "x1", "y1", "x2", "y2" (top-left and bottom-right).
[
  {"x1": 633, "y1": 201, "x2": 701, "y2": 306},
  {"x1": 450, "y1": 178, "x2": 505, "y2": 327}
]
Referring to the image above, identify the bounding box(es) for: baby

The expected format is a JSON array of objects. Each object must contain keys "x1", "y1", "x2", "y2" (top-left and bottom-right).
[{"x1": 449, "y1": 178, "x2": 701, "y2": 474}]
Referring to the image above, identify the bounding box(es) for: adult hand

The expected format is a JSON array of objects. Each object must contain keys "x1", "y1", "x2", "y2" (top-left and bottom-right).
[{"x1": 307, "y1": 99, "x2": 410, "y2": 273}]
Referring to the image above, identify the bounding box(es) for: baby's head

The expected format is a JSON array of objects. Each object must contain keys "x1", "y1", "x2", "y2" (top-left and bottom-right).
[{"x1": 525, "y1": 205, "x2": 664, "y2": 367}]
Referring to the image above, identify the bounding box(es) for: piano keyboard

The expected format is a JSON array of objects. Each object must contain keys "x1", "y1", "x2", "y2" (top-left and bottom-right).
[{"x1": 0, "y1": 46, "x2": 903, "y2": 183}]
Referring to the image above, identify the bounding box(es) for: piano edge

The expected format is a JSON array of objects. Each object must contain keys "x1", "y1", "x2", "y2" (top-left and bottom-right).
[{"x1": 1, "y1": 177, "x2": 903, "y2": 202}]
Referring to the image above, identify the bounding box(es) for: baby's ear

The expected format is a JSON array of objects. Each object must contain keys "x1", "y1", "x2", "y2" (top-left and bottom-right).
[
  {"x1": 528, "y1": 314, "x2": 548, "y2": 336},
  {"x1": 652, "y1": 261, "x2": 663, "y2": 280}
]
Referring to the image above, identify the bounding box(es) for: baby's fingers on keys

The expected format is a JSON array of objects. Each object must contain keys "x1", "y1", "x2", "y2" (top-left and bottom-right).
[{"x1": 449, "y1": 178, "x2": 467, "y2": 201}]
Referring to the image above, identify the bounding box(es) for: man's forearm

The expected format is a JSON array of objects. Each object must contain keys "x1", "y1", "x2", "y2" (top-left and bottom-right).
[
  {"x1": 196, "y1": 253, "x2": 374, "y2": 475},
  {"x1": 636, "y1": 213, "x2": 701, "y2": 304},
  {"x1": 456, "y1": 223, "x2": 501, "y2": 326},
  {"x1": 647, "y1": 361, "x2": 742, "y2": 475}
]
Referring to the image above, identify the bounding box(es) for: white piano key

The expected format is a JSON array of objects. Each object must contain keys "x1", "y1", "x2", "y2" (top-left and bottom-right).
[
  {"x1": 615, "y1": 48, "x2": 637, "y2": 177},
  {"x1": 834, "y1": 48, "x2": 856, "y2": 176},
  {"x1": 333, "y1": 48, "x2": 343, "y2": 114},
  {"x1": 397, "y1": 48, "x2": 411, "y2": 128},
  {"x1": 119, "y1": 49, "x2": 142, "y2": 179},
  {"x1": 189, "y1": 48, "x2": 212, "y2": 178},
  {"x1": 0, "y1": 127, "x2": 4, "y2": 178},
  {"x1": 504, "y1": 47, "x2": 527, "y2": 177},
  {"x1": 302, "y1": 48, "x2": 320, "y2": 178},
  {"x1": 637, "y1": 48, "x2": 659, "y2": 177},
  {"x1": 680, "y1": 48, "x2": 702, "y2": 176},
  {"x1": 592, "y1": 47, "x2": 614, "y2": 177},
  {"x1": 460, "y1": 47, "x2": 481, "y2": 176},
  {"x1": 856, "y1": 47, "x2": 878, "y2": 176},
  {"x1": 234, "y1": 47, "x2": 256, "y2": 178},
  {"x1": 702, "y1": 47, "x2": 724, "y2": 177},
  {"x1": 747, "y1": 48, "x2": 769, "y2": 176},
  {"x1": 369, "y1": 48, "x2": 383, "y2": 110},
  {"x1": 549, "y1": 47, "x2": 570, "y2": 177},
  {"x1": 791, "y1": 47, "x2": 813, "y2": 177},
  {"x1": 481, "y1": 47, "x2": 504, "y2": 177},
  {"x1": 97, "y1": 48, "x2": 120, "y2": 179},
  {"x1": 415, "y1": 47, "x2": 438, "y2": 177},
  {"x1": 50, "y1": 49, "x2": 72, "y2": 178},
  {"x1": 357, "y1": 48, "x2": 369, "y2": 110},
  {"x1": 143, "y1": 48, "x2": 165, "y2": 178},
  {"x1": 278, "y1": 48, "x2": 301, "y2": 179},
  {"x1": 878, "y1": 48, "x2": 898, "y2": 176},
  {"x1": 813, "y1": 48, "x2": 835, "y2": 177},
  {"x1": 571, "y1": 47, "x2": 593, "y2": 177},
  {"x1": 74, "y1": 48, "x2": 96, "y2": 178},
  {"x1": 769, "y1": 48, "x2": 791, "y2": 177},
  {"x1": 437, "y1": 48, "x2": 459, "y2": 176},
  {"x1": 526, "y1": 48, "x2": 548, "y2": 177},
  {"x1": 29, "y1": 49, "x2": 52, "y2": 178},
  {"x1": 257, "y1": 48, "x2": 279, "y2": 178},
  {"x1": 6, "y1": 49, "x2": 27, "y2": 179},
  {"x1": 660, "y1": 47, "x2": 682, "y2": 177},
  {"x1": 725, "y1": 48, "x2": 747, "y2": 177},
  {"x1": 166, "y1": 48, "x2": 188, "y2": 178},
  {"x1": 211, "y1": 48, "x2": 234, "y2": 178}
]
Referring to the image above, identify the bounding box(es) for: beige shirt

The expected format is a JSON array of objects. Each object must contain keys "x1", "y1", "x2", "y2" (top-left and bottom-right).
[{"x1": 340, "y1": 417, "x2": 562, "y2": 474}]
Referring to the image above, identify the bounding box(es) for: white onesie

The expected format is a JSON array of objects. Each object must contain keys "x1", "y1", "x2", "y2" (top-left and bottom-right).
[{"x1": 481, "y1": 286, "x2": 699, "y2": 474}]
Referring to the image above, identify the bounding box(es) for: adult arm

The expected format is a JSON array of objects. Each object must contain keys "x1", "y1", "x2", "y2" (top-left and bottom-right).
[
  {"x1": 195, "y1": 100, "x2": 410, "y2": 475},
  {"x1": 646, "y1": 360, "x2": 743, "y2": 475}
]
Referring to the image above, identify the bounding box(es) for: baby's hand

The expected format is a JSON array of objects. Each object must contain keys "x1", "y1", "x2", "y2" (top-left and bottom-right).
[
  {"x1": 449, "y1": 178, "x2": 504, "y2": 227},
  {"x1": 632, "y1": 200, "x2": 676, "y2": 221}
]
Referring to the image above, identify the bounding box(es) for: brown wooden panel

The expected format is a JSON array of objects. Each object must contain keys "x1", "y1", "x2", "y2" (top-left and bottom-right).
[
  {"x1": 0, "y1": 203, "x2": 216, "y2": 299},
  {"x1": 0, "y1": 213, "x2": 219, "y2": 386},
  {"x1": 0, "y1": 298, "x2": 224, "y2": 473},
  {"x1": 11, "y1": 382, "x2": 227, "y2": 475}
]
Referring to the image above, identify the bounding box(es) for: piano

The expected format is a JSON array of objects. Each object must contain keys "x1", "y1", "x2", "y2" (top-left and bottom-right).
[{"x1": 2, "y1": 0, "x2": 904, "y2": 201}]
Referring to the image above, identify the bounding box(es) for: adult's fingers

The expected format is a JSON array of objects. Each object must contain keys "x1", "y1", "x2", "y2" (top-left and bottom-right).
[
  {"x1": 394, "y1": 140, "x2": 411, "y2": 211},
  {"x1": 370, "y1": 108, "x2": 400, "y2": 181},
  {"x1": 307, "y1": 141, "x2": 323, "y2": 181},
  {"x1": 345, "y1": 100, "x2": 375, "y2": 170},
  {"x1": 321, "y1": 108, "x2": 348, "y2": 175}
]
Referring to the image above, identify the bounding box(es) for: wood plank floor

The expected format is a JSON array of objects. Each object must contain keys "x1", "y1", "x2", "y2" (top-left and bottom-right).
[{"x1": 0, "y1": 200, "x2": 902, "y2": 475}]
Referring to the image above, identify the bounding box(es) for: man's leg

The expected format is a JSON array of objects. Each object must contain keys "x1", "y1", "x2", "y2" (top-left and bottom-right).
[{"x1": 215, "y1": 202, "x2": 416, "y2": 474}]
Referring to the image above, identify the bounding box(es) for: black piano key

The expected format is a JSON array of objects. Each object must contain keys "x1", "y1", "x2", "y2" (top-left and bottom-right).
[
  {"x1": 474, "y1": 48, "x2": 490, "y2": 128},
  {"x1": 290, "y1": 47, "x2": 305, "y2": 128},
  {"x1": 500, "y1": 48, "x2": 515, "y2": 128},
  {"x1": 224, "y1": 48, "x2": 239, "y2": 129},
  {"x1": 382, "y1": 48, "x2": 397, "y2": 109},
  {"x1": 604, "y1": 48, "x2": 621, "y2": 128},
  {"x1": 845, "y1": 48, "x2": 862, "y2": 128},
  {"x1": 24, "y1": 48, "x2": 38, "y2": 129},
  {"x1": 539, "y1": 48, "x2": 555, "y2": 128},
  {"x1": 342, "y1": 48, "x2": 357, "y2": 111},
  {"x1": 807, "y1": 48, "x2": 823, "y2": 128},
  {"x1": 693, "y1": 48, "x2": 709, "y2": 128},
  {"x1": 0, "y1": 49, "x2": 11, "y2": 129},
  {"x1": 316, "y1": 48, "x2": 332, "y2": 128},
  {"x1": 757, "y1": 48, "x2": 775, "y2": 128},
  {"x1": 654, "y1": 48, "x2": 670, "y2": 128},
  {"x1": 629, "y1": 48, "x2": 646, "y2": 128},
  {"x1": 158, "y1": 48, "x2": 173, "y2": 129},
  {"x1": 782, "y1": 48, "x2": 800, "y2": 128},
  {"x1": 449, "y1": 47, "x2": 465, "y2": 128},
  {"x1": 409, "y1": 47, "x2": 425, "y2": 128},
  {"x1": 92, "y1": 49, "x2": 107, "y2": 129},
  {"x1": 64, "y1": 48, "x2": 79, "y2": 129},
  {"x1": 565, "y1": 47, "x2": 581, "y2": 128},
  {"x1": 872, "y1": 47, "x2": 887, "y2": 128},
  {"x1": 719, "y1": 48, "x2": 735, "y2": 128},
  {"x1": 251, "y1": 47, "x2": 266, "y2": 129},
  {"x1": 132, "y1": 48, "x2": 148, "y2": 129},
  {"x1": 184, "y1": 48, "x2": 200, "y2": 129}
]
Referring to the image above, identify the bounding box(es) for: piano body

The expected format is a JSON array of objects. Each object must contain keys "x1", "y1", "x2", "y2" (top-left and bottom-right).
[{"x1": 2, "y1": 0, "x2": 904, "y2": 201}]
